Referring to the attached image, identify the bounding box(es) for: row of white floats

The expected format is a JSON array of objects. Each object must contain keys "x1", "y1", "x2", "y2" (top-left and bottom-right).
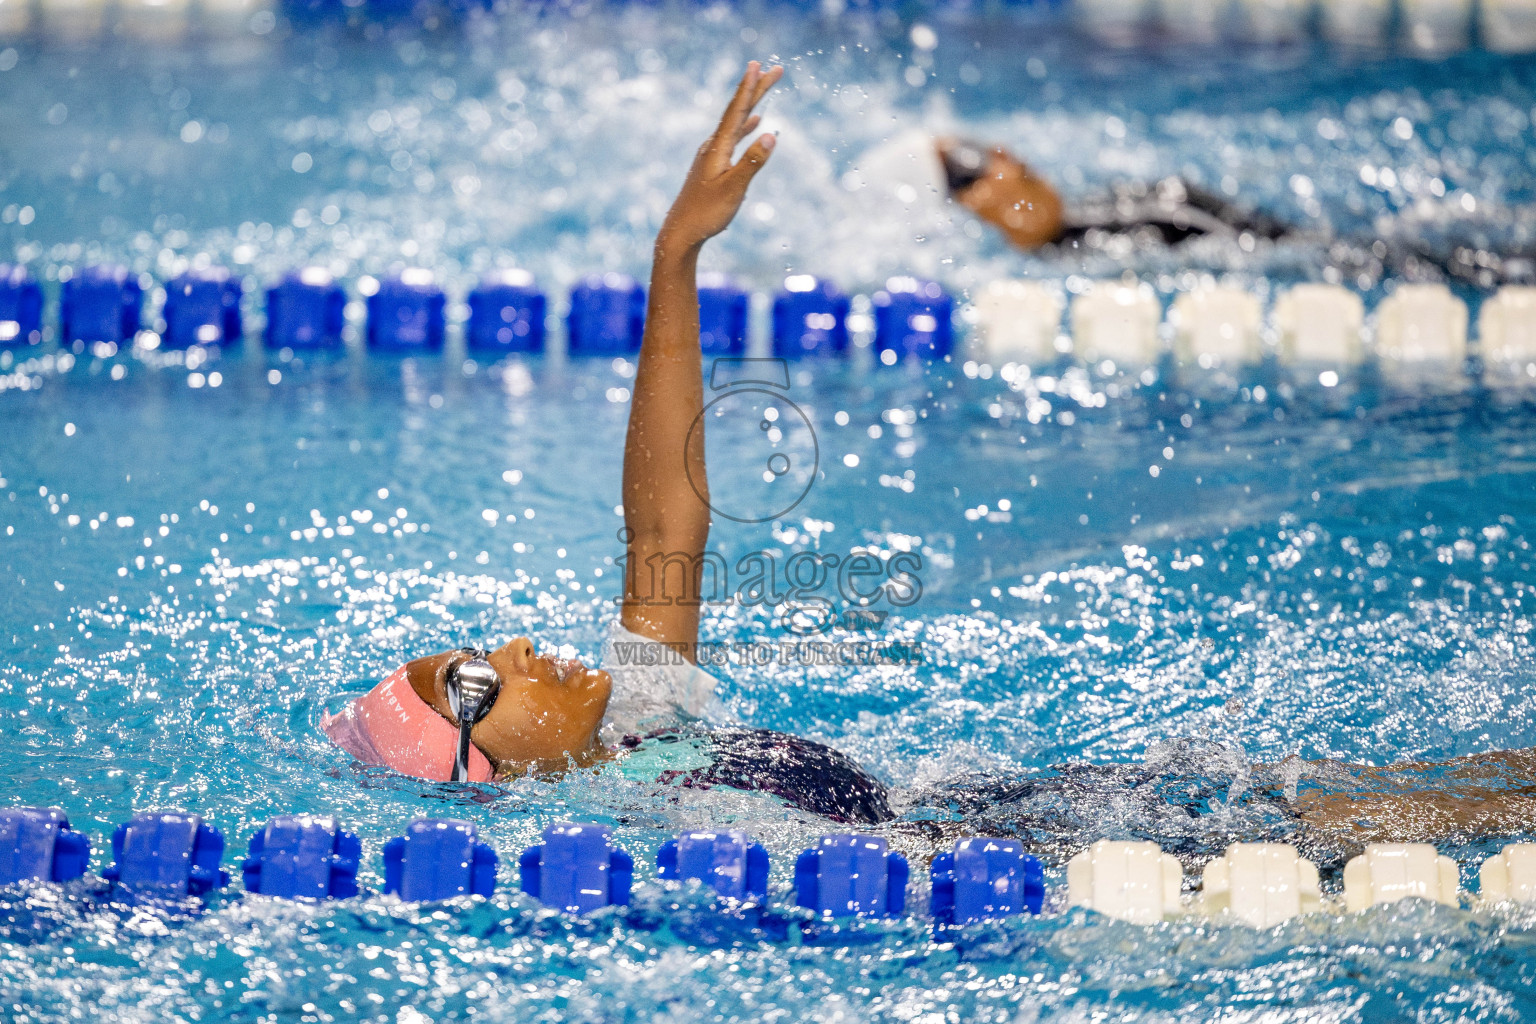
[
  {"x1": 11, "y1": 0, "x2": 1536, "y2": 53},
  {"x1": 972, "y1": 280, "x2": 1536, "y2": 376},
  {"x1": 1068, "y1": 840, "x2": 1535, "y2": 927},
  {"x1": 1078, "y1": 0, "x2": 1536, "y2": 53},
  {"x1": 0, "y1": 0, "x2": 267, "y2": 41}
]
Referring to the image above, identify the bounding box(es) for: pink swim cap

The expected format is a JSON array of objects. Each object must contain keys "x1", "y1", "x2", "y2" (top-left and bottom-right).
[{"x1": 322, "y1": 667, "x2": 495, "y2": 784}]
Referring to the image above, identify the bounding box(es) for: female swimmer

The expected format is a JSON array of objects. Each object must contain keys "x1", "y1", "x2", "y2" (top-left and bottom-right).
[
  {"x1": 324, "y1": 65, "x2": 1534, "y2": 866},
  {"x1": 935, "y1": 137, "x2": 1535, "y2": 287}
]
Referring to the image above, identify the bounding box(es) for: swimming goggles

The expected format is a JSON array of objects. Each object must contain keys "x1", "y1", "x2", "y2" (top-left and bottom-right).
[{"x1": 444, "y1": 647, "x2": 502, "y2": 782}]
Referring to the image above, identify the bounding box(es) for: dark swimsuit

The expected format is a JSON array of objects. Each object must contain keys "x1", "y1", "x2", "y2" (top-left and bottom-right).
[
  {"x1": 632, "y1": 728, "x2": 1330, "y2": 871},
  {"x1": 1053, "y1": 177, "x2": 1296, "y2": 250},
  {"x1": 625, "y1": 727, "x2": 895, "y2": 825}
]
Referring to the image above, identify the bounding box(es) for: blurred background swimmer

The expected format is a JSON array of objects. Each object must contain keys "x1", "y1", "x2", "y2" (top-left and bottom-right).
[
  {"x1": 936, "y1": 136, "x2": 1295, "y2": 253},
  {"x1": 931, "y1": 136, "x2": 1535, "y2": 286}
]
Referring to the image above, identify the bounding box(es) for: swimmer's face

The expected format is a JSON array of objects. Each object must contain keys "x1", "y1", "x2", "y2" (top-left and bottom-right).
[{"x1": 419, "y1": 638, "x2": 613, "y2": 773}]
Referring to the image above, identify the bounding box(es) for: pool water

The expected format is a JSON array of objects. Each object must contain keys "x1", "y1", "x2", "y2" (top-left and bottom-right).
[{"x1": 3, "y1": 3, "x2": 1536, "y2": 1022}]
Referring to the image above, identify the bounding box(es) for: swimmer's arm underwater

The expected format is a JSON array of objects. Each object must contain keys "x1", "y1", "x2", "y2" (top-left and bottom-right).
[
  {"x1": 620, "y1": 61, "x2": 782, "y2": 662},
  {"x1": 1288, "y1": 747, "x2": 1536, "y2": 843}
]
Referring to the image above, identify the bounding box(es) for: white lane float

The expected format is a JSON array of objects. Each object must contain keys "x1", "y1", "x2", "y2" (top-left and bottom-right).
[
  {"x1": 1170, "y1": 285, "x2": 1263, "y2": 367},
  {"x1": 1320, "y1": 0, "x2": 1394, "y2": 44},
  {"x1": 1342, "y1": 843, "x2": 1460, "y2": 912},
  {"x1": 1374, "y1": 283, "x2": 1468, "y2": 368},
  {"x1": 1478, "y1": 286, "x2": 1536, "y2": 375},
  {"x1": 1273, "y1": 283, "x2": 1366, "y2": 367},
  {"x1": 1067, "y1": 840, "x2": 1184, "y2": 924},
  {"x1": 971, "y1": 280, "x2": 1065, "y2": 367},
  {"x1": 1479, "y1": 843, "x2": 1536, "y2": 905},
  {"x1": 1234, "y1": 0, "x2": 1311, "y2": 42},
  {"x1": 1482, "y1": 0, "x2": 1536, "y2": 53},
  {"x1": 38, "y1": 0, "x2": 109, "y2": 39},
  {"x1": 0, "y1": 0, "x2": 31, "y2": 34},
  {"x1": 117, "y1": 0, "x2": 192, "y2": 42},
  {"x1": 1201, "y1": 843, "x2": 1323, "y2": 927},
  {"x1": 1071, "y1": 281, "x2": 1163, "y2": 369},
  {"x1": 1155, "y1": 0, "x2": 1226, "y2": 42},
  {"x1": 203, "y1": 0, "x2": 272, "y2": 35},
  {"x1": 1400, "y1": 0, "x2": 1475, "y2": 53}
]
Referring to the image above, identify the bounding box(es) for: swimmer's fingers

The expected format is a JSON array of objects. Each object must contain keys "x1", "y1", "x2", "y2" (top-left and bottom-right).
[
  {"x1": 725, "y1": 131, "x2": 776, "y2": 189},
  {"x1": 746, "y1": 64, "x2": 782, "y2": 113},
  {"x1": 708, "y1": 63, "x2": 782, "y2": 170},
  {"x1": 745, "y1": 65, "x2": 784, "y2": 137},
  {"x1": 732, "y1": 114, "x2": 761, "y2": 146},
  {"x1": 704, "y1": 63, "x2": 761, "y2": 169}
]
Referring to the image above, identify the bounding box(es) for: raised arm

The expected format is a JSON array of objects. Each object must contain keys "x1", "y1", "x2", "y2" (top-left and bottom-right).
[{"x1": 621, "y1": 62, "x2": 783, "y2": 660}]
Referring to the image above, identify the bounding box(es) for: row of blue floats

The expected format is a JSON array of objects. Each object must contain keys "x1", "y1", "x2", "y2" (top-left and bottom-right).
[
  {"x1": 0, "y1": 264, "x2": 956, "y2": 360},
  {"x1": 2, "y1": 807, "x2": 1038, "y2": 927}
]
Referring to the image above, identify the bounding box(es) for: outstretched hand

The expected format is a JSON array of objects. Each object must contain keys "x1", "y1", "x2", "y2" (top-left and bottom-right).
[{"x1": 656, "y1": 61, "x2": 784, "y2": 259}]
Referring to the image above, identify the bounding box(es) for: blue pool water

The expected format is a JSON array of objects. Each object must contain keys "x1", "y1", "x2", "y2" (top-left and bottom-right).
[{"x1": 3, "y1": 3, "x2": 1536, "y2": 1022}]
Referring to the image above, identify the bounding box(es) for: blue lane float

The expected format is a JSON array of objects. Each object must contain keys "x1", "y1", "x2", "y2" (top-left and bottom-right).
[
  {"x1": 795, "y1": 835, "x2": 908, "y2": 918},
  {"x1": 657, "y1": 830, "x2": 769, "y2": 902},
  {"x1": 265, "y1": 268, "x2": 346, "y2": 350},
  {"x1": 773, "y1": 275, "x2": 849, "y2": 358},
  {"x1": 566, "y1": 273, "x2": 645, "y2": 356},
  {"x1": 874, "y1": 277, "x2": 953, "y2": 362},
  {"x1": 102, "y1": 811, "x2": 228, "y2": 898},
  {"x1": 367, "y1": 269, "x2": 446, "y2": 352},
  {"x1": 243, "y1": 815, "x2": 361, "y2": 900},
  {"x1": 383, "y1": 818, "x2": 497, "y2": 902},
  {"x1": 30, "y1": 267, "x2": 967, "y2": 364},
  {"x1": 520, "y1": 822, "x2": 633, "y2": 914},
  {"x1": 467, "y1": 269, "x2": 546, "y2": 354},
  {"x1": 162, "y1": 267, "x2": 242, "y2": 349},
  {"x1": 0, "y1": 265, "x2": 43, "y2": 347},
  {"x1": 697, "y1": 273, "x2": 749, "y2": 356},
  {"x1": 930, "y1": 837, "x2": 1045, "y2": 926},
  {"x1": 61, "y1": 265, "x2": 142, "y2": 345},
  {"x1": 0, "y1": 807, "x2": 90, "y2": 886}
]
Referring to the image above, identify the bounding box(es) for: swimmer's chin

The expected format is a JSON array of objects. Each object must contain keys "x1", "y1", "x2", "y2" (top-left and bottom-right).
[{"x1": 492, "y1": 741, "x2": 614, "y2": 781}]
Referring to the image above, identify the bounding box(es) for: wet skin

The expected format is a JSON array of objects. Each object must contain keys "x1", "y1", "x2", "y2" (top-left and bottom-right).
[{"x1": 405, "y1": 638, "x2": 613, "y2": 775}]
